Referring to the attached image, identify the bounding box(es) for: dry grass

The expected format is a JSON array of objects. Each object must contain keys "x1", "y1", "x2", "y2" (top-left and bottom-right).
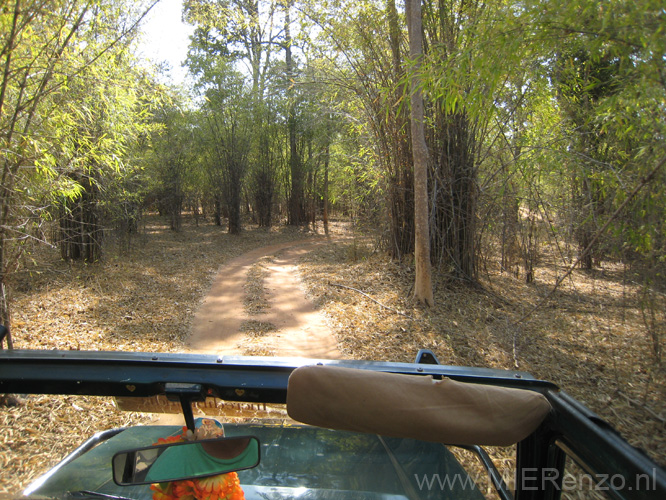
[
  {"x1": 239, "y1": 320, "x2": 277, "y2": 336},
  {"x1": 1, "y1": 214, "x2": 664, "y2": 496},
  {"x1": 298, "y1": 238, "x2": 666, "y2": 468},
  {"x1": 0, "y1": 215, "x2": 312, "y2": 495},
  {"x1": 1, "y1": 395, "x2": 150, "y2": 494},
  {"x1": 243, "y1": 258, "x2": 274, "y2": 315}
]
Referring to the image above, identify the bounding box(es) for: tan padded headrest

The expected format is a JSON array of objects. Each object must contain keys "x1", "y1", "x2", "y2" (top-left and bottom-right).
[{"x1": 287, "y1": 365, "x2": 551, "y2": 446}]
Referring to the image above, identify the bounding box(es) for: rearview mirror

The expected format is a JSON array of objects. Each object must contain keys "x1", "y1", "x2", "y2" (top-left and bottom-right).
[{"x1": 112, "y1": 435, "x2": 260, "y2": 485}]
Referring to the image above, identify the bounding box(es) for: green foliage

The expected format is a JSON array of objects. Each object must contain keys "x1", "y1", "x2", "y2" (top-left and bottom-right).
[
  {"x1": 1, "y1": 2, "x2": 152, "y2": 226},
  {"x1": 524, "y1": 0, "x2": 666, "y2": 261},
  {"x1": 144, "y1": 89, "x2": 199, "y2": 231},
  {"x1": 0, "y1": 0, "x2": 163, "y2": 322},
  {"x1": 408, "y1": 0, "x2": 666, "y2": 273},
  {"x1": 3, "y1": 0, "x2": 664, "y2": 319}
]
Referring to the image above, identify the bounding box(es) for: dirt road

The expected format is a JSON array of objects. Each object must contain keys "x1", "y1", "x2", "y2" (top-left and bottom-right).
[{"x1": 187, "y1": 238, "x2": 341, "y2": 359}]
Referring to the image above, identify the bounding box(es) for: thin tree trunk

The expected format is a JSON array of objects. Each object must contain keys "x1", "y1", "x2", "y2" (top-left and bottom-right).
[
  {"x1": 406, "y1": 0, "x2": 433, "y2": 306},
  {"x1": 214, "y1": 197, "x2": 222, "y2": 226},
  {"x1": 323, "y1": 143, "x2": 329, "y2": 235},
  {"x1": 285, "y1": 1, "x2": 302, "y2": 226},
  {"x1": 0, "y1": 249, "x2": 12, "y2": 347},
  {"x1": 386, "y1": 0, "x2": 414, "y2": 260}
]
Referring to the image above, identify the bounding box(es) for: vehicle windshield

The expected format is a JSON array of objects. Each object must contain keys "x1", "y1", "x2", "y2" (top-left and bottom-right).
[
  {"x1": 114, "y1": 396, "x2": 292, "y2": 423},
  {"x1": 27, "y1": 423, "x2": 486, "y2": 500}
]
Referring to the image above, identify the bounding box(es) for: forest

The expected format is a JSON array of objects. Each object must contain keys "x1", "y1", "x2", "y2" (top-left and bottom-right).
[{"x1": 0, "y1": 0, "x2": 665, "y2": 490}]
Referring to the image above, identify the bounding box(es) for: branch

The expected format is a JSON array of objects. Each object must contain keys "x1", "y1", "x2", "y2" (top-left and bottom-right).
[
  {"x1": 0, "y1": 225, "x2": 56, "y2": 248},
  {"x1": 617, "y1": 391, "x2": 666, "y2": 425},
  {"x1": 330, "y1": 282, "x2": 416, "y2": 320}
]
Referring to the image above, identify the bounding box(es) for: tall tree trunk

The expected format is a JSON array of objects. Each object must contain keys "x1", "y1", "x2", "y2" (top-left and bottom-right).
[
  {"x1": 285, "y1": 2, "x2": 302, "y2": 226},
  {"x1": 386, "y1": 0, "x2": 414, "y2": 259},
  {"x1": 226, "y1": 149, "x2": 244, "y2": 235},
  {"x1": 169, "y1": 188, "x2": 182, "y2": 232},
  {"x1": 323, "y1": 142, "x2": 329, "y2": 235},
  {"x1": 406, "y1": 0, "x2": 434, "y2": 306},
  {"x1": 253, "y1": 128, "x2": 274, "y2": 228},
  {"x1": 0, "y1": 247, "x2": 12, "y2": 348},
  {"x1": 59, "y1": 175, "x2": 103, "y2": 261},
  {"x1": 214, "y1": 196, "x2": 222, "y2": 226}
]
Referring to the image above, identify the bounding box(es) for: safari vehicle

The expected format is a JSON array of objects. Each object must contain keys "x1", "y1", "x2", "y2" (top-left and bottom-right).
[{"x1": 1, "y1": 348, "x2": 664, "y2": 500}]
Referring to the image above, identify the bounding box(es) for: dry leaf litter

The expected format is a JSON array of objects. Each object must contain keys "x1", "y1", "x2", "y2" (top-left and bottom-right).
[
  {"x1": 1, "y1": 216, "x2": 664, "y2": 498},
  {"x1": 297, "y1": 234, "x2": 665, "y2": 498},
  {"x1": 1, "y1": 217, "x2": 313, "y2": 495}
]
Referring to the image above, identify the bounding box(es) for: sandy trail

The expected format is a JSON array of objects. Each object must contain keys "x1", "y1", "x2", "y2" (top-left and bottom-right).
[
  {"x1": 187, "y1": 237, "x2": 341, "y2": 359},
  {"x1": 153, "y1": 237, "x2": 340, "y2": 425}
]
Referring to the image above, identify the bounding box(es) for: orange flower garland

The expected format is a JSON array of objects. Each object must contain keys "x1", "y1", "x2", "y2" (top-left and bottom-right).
[{"x1": 149, "y1": 426, "x2": 246, "y2": 500}]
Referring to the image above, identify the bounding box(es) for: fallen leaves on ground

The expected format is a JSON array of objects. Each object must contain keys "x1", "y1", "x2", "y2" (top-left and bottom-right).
[
  {"x1": 1, "y1": 216, "x2": 312, "y2": 495},
  {"x1": 297, "y1": 238, "x2": 666, "y2": 468},
  {"x1": 1, "y1": 215, "x2": 664, "y2": 496}
]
